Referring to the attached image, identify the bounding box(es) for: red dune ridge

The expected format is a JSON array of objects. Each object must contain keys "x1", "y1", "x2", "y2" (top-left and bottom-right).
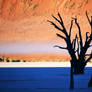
[{"x1": 0, "y1": 0, "x2": 92, "y2": 18}]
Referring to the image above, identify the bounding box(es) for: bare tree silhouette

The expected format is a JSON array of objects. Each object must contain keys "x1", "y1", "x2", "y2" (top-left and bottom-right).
[{"x1": 48, "y1": 12, "x2": 92, "y2": 89}]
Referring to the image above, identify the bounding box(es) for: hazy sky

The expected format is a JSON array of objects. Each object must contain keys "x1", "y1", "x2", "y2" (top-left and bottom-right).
[{"x1": 0, "y1": 43, "x2": 68, "y2": 54}]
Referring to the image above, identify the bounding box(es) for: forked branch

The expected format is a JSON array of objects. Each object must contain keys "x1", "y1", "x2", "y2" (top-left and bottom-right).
[
  {"x1": 48, "y1": 13, "x2": 68, "y2": 37},
  {"x1": 47, "y1": 20, "x2": 63, "y2": 32},
  {"x1": 74, "y1": 17, "x2": 83, "y2": 48}
]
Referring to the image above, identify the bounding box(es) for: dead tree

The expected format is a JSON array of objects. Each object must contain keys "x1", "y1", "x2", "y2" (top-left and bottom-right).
[{"x1": 48, "y1": 12, "x2": 92, "y2": 89}]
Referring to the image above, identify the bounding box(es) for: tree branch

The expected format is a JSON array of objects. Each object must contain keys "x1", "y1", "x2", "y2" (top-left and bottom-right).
[
  {"x1": 77, "y1": 43, "x2": 80, "y2": 57},
  {"x1": 52, "y1": 14, "x2": 61, "y2": 24},
  {"x1": 56, "y1": 33, "x2": 67, "y2": 41},
  {"x1": 72, "y1": 39, "x2": 76, "y2": 50},
  {"x1": 69, "y1": 20, "x2": 73, "y2": 37},
  {"x1": 58, "y1": 12, "x2": 63, "y2": 23},
  {"x1": 51, "y1": 15, "x2": 66, "y2": 32},
  {"x1": 74, "y1": 17, "x2": 83, "y2": 48},
  {"x1": 51, "y1": 13, "x2": 68, "y2": 37},
  {"x1": 54, "y1": 45, "x2": 67, "y2": 49},
  {"x1": 86, "y1": 11, "x2": 90, "y2": 24},
  {"x1": 86, "y1": 11, "x2": 92, "y2": 34},
  {"x1": 74, "y1": 39, "x2": 76, "y2": 50},
  {"x1": 83, "y1": 34, "x2": 92, "y2": 57},
  {"x1": 47, "y1": 20, "x2": 64, "y2": 32},
  {"x1": 85, "y1": 32, "x2": 89, "y2": 43}
]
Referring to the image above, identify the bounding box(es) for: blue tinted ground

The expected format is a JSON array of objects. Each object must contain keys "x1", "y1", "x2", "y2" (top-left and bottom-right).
[{"x1": 0, "y1": 67, "x2": 92, "y2": 92}]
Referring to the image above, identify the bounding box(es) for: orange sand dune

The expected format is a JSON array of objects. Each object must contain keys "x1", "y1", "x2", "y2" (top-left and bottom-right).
[
  {"x1": 0, "y1": 0, "x2": 92, "y2": 61},
  {"x1": 0, "y1": 0, "x2": 92, "y2": 19},
  {"x1": 0, "y1": 0, "x2": 92, "y2": 44}
]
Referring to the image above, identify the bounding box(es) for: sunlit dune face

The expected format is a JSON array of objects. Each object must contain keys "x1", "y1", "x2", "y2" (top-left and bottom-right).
[
  {"x1": 0, "y1": 16, "x2": 58, "y2": 44},
  {"x1": 0, "y1": 15, "x2": 91, "y2": 43},
  {"x1": 0, "y1": 0, "x2": 92, "y2": 61},
  {"x1": 0, "y1": 0, "x2": 92, "y2": 44}
]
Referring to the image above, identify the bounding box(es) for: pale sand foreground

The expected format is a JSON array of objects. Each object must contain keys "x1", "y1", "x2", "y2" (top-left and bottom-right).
[{"x1": 0, "y1": 62, "x2": 92, "y2": 67}]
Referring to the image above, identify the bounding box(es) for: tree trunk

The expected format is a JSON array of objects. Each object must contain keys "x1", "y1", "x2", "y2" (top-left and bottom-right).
[
  {"x1": 73, "y1": 61, "x2": 85, "y2": 74},
  {"x1": 70, "y1": 61, "x2": 74, "y2": 89}
]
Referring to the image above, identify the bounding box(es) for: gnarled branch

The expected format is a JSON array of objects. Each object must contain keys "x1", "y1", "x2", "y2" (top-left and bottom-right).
[{"x1": 51, "y1": 13, "x2": 68, "y2": 37}]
